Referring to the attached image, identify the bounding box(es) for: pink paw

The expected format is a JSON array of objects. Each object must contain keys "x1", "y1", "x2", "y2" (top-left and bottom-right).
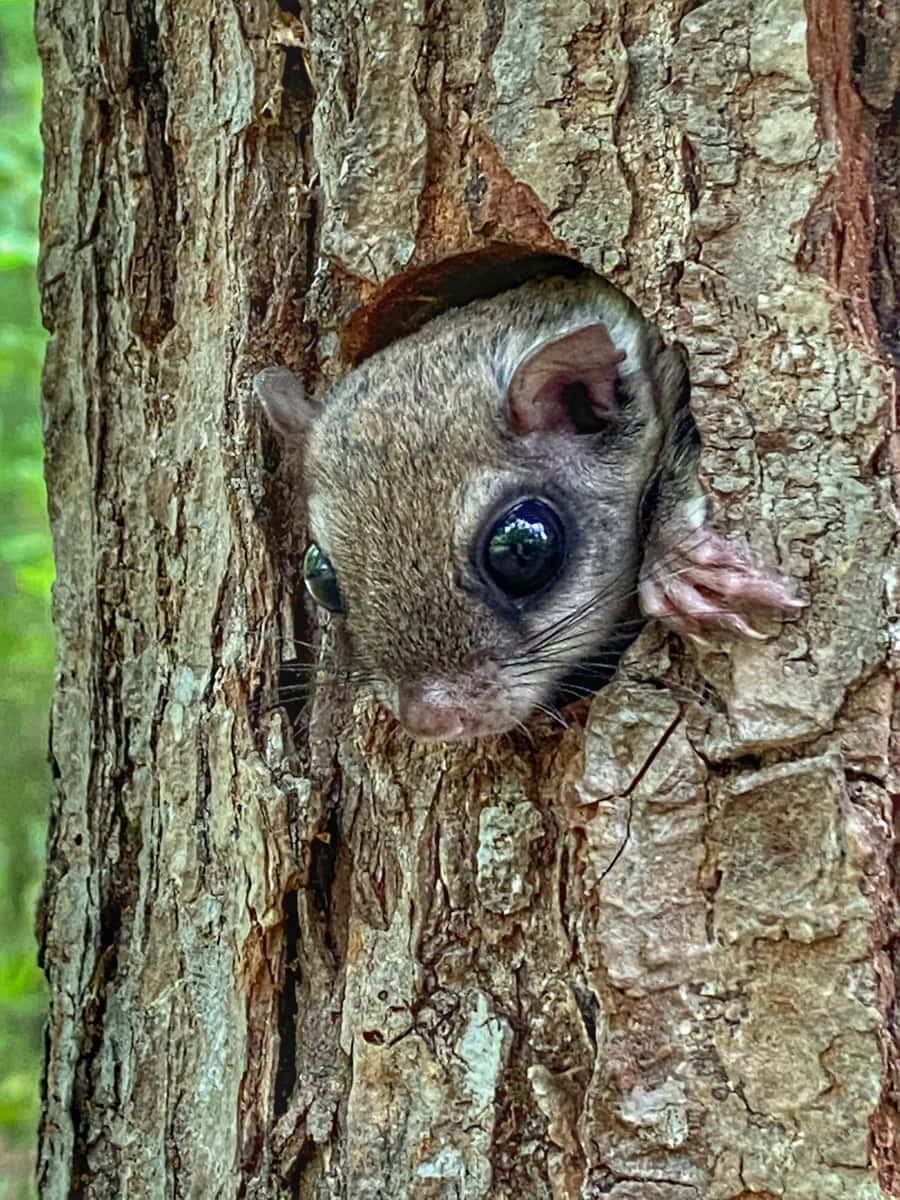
[{"x1": 639, "y1": 527, "x2": 804, "y2": 639}]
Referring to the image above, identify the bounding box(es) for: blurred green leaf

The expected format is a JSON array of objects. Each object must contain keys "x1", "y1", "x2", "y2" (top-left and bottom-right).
[
  {"x1": 0, "y1": 531, "x2": 48, "y2": 564},
  {"x1": 0, "y1": 236, "x2": 38, "y2": 269},
  {"x1": 0, "y1": 952, "x2": 43, "y2": 1005},
  {"x1": 0, "y1": 0, "x2": 52, "y2": 1182},
  {"x1": 16, "y1": 559, "x2": 54, "y2": 596}
]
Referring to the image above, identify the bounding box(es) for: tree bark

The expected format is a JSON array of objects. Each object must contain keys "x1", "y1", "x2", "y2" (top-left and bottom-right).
[{"x1": 36, "y1": 0, "x2": 898, "y2": 1198}]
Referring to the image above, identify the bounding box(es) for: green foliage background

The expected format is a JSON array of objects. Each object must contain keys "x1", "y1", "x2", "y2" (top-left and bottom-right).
[{"x1": 0, "y1": 0, "x2": 52, "y2": 1195}]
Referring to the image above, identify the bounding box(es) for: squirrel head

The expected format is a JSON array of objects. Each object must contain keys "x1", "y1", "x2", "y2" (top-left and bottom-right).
[{"x1": 254, "y1": 278, "x2": 673, "y2": 740}]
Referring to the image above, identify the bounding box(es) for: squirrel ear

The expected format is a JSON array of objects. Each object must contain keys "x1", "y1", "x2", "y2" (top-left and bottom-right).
[
  {"x1": 252, "y1": 366, "x2": 316, "y2": 442},
  {"x1": 507, "y1": 324, "x2": 627, "y2": 434}
]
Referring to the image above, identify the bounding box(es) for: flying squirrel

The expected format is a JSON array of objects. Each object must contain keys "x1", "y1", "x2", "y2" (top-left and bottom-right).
[{"x1": 254, "y1": 274, "x2": 802, "y2": 741}]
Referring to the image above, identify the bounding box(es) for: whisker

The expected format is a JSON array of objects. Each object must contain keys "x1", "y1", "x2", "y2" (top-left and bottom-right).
[
  {"x1": 503, "y1": 668, "x2": 616, "y2": 690},
  {"x1": 277, "y1": 667, "x2": 384, "y2": 694},
  {"x1": 263, "y1": 699, "x2": 309, "y2": 718},
  {"x1": 503, "y1": 652, "x2": 626, "y2": 673},
  {"x1": 510, "y1": 623, "x2": 640, "y2": 668},
  {"x1": 553, "y1": 680, "x2": 600, "y2": 698},
  {"x1": 531, "y1": 702, "x2": 569, "y2": 729},
  {"x1": 524, "y1": 580, "x2": 631, "y2": 654},
  {"x1": 509, "y1": 720, "x2": 535, "y2": 748}
]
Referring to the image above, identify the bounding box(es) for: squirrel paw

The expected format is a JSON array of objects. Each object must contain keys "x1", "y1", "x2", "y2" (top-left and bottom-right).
[{"x1": 639, "y1": 526, "x2": 805, "y2": 639}]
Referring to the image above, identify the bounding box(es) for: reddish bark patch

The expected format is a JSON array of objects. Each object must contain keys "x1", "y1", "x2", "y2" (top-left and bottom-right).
[
  {"x1": 802, "y1": 0, "x2": 879, "y2": 349},
  {"x1": 468, "y1": 132, "x2": 569, "y2": 252}
]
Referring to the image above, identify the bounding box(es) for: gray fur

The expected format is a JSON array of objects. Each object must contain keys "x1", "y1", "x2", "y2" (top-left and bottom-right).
[{"x1": 255, "y1": 275, "x2": 801, "y2": 740}]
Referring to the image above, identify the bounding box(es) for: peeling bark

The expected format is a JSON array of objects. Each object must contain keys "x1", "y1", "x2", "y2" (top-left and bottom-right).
[{"x1": 37, "y1": 1, "x2": 898, "y2": 1198}]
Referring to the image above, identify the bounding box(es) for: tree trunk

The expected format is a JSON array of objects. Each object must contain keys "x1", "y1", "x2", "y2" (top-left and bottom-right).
[{"x1": 36, "y1": 0, "x2": 898, "y2": 1197}]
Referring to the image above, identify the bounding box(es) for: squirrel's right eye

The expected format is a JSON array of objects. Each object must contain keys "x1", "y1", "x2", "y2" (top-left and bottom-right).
[{"x1": 303, "y1": 543, "x2": 345, "y2": 613}]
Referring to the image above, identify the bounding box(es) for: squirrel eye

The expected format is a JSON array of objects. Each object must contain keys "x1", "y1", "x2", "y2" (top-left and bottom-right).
[
  {"x1": 302, "y1": 543, "x2": 345, "y2": 613},
  {"x1": 483, "y1": 499, "x2": 566, "y2": 599}
]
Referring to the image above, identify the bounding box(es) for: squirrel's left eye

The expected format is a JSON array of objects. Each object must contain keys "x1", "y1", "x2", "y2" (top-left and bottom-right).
[
  {"x1": 303, "y1": 543, "x2": 345, "y2": 613},
  {"x1": 482, "y1": 499, "x2": 567, "y2": 599}
]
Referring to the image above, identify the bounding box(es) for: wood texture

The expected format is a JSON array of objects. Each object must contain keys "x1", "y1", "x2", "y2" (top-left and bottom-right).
[{"x1": 36, "y1": 0, "x2": 898, "y2": 1196}]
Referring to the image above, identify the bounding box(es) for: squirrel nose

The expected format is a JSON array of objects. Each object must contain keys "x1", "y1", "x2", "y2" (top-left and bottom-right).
[{"x1": 397, "y1": 688, "x2": 467, "y2": 740}]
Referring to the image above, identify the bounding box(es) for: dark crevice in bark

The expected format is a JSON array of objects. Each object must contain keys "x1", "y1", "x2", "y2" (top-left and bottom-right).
[
  {"x1": 282, "y1": 45, "x2": 311, "y2": 97},
  {"x1": 286, "y1": 35, "x2": 320, "y2": 369},
  {"x1": 125, "y1": 0, "x2": 177, "y2": 347},
  {"x1": 69, "y1": 924, "x2": 120, "y2": 1190},
  {"x1": 194, "y1": 732, "x2": 213, "y2": 867},
  {"x1": 274, "y1": 890, "x2": 301, "y2": 1116},
  {"x1": 68, "y1": 760, "x2": 143, "y2": 1183},
  {"x1": 310, "y1": 812, "x2": 340, "y2": 926},
  {"x1": 300, "y1": 182, "x2": 320, "y2": 346},
  {"x1": 850, "y1": 0, "x2": 900, "y2": 366},
  {"x1": 867, "y1": 124, "x2": 900, "y2": 368},
  {"x1": 582, "y1": 1174, "x2": 617, "y2": 1196},
  {"x1": 865, "y1": 85, "x2": 900, "y2": 367},
  {"x1": 572, "y1": 982, "x2": 600, "y2": 1050}
]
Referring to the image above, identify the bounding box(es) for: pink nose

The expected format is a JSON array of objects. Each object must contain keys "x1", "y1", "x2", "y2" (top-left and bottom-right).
[{"x1": 397, "y1": 692, "x2": 467, "y2": 740}]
